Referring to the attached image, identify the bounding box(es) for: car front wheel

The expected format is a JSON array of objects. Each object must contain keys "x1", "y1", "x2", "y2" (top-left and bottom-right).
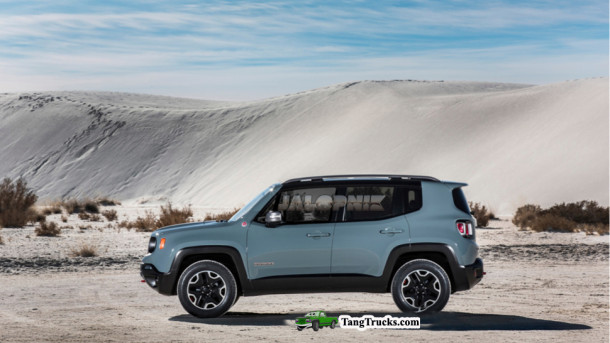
[
  {"x1": 177, "y1": 260, "x2": 238, "y2": 318},
  {"x1": 391, "y1": 259, "x2": 451, "y2": 314}
]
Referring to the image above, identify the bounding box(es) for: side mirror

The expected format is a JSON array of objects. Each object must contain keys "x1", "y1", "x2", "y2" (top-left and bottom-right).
[{"x1": 265, "y1": 211, "x2": 282, "y2": 228}]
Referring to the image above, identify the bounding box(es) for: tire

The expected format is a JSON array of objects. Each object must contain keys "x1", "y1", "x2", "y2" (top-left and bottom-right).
[
  {"x1": 330, "y1": 320, "x2": 336, "y2": 329},
  {"x1": 391, "y1": 259, "x2": 451, "y2": 314},
  {"x1": 297, "y1": 327, "x2": 303, "y2": 331},
  {"x1": 177, "y1": 260, "x2": 237, "y2": 318},
  {"x1": 312, "y1": 321, "x2": 319, "y2": 331}
]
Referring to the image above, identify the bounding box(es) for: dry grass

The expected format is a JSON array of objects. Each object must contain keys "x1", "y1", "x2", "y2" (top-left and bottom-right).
[
  {"x1": 83, "y1": 200, "x2": 99, "y2": 214},
  {"x1": 61, "y1": 198, "x2": 103, "y2": 214},
  {"x1": 29, "y1": 209, "x2": 46, "y2": 223},
  {"x1": 513, "y1": 204, "x2": 542, "y2": 229},
  {"x1": 204, "y1": 208, "x2": 240, "y2": 222},
  {"x1": 513, "y1": 201, "x2": 609, "y2": 235},
  {"x1": 119, "y1": 211, "x2": 158, "y2": 232},
  {"x1": 469, "y1": 202, "x2": 492, "y2": 227},
  {"x1": 133, "y1": 212, "x2": 158, "y2": 232},
  {"x1": 61, "y1": 215, "x2": 68, "y2": 223},
  {"x1": 89, "y1": 213, "x2": 101, "y2": 222},
  {"x1": 70, "y1": 243, "x2": 98, "y2": 257},
  {"x1": 35, "y1": 221, "x2": 61, "y2": 237},
  {"x1": 78, "y1": 212, "x2": 90, "y2": 220},
  {"x1": 96, "y1": 197, "x2": 121, "y2": 206},
  {"x1": 41, "y1": 202, "x2": 62, "y2": 215},
  {"x1": 102, "y1": 209, "x2": 118, "y2": 221},
  {"x1": 118, "y1": 203, "x2": 194, "y2": 232},
  {"x1": 0, "y1": 177, "x2": 38, "y2": 227},
  {"x1": 157, "y1": 203, "x2": 193, "y2": 228}
]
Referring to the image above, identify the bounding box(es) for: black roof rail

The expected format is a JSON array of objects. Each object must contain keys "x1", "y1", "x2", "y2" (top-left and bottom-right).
[{"x1": 283, "y1": 174, "x2": 440, "y2": 184}]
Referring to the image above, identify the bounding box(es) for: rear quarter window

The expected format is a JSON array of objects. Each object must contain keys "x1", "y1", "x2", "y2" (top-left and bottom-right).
[{"x1": 452, "y1": 188, "x2": 470, "y2": 214}]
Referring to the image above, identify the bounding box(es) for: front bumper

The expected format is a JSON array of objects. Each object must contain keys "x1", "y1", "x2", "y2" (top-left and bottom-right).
[
  {"x1": 452, "y1": 258, "x2": 484, "y2": 292},
  {"x1": 140, "y1": 263, "x2": 176, "y2": 295},
  {"x1": 296, "y1": 323, "x2": 312, "y2": 329}
]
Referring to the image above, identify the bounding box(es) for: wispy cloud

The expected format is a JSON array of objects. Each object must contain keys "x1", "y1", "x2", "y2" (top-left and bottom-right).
[{"x1": 0, "y1": 0, "x2": 607, "y2": 100}]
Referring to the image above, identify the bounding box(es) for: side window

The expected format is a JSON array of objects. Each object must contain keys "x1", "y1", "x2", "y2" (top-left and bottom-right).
[
  {"x1": 277, "y1": 187, "x2": 337, "y2": 224},
  {"x1": 343, "y1": 186, "x2": 394, "y2": 221},
  {"x1": 403, "y1": 186, "x2": 423, "y2": 213}
]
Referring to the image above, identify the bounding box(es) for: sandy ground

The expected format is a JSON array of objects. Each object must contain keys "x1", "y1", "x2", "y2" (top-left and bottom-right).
[{"x1": 0, "y1": 208, "x2": 608, "y2": 342}]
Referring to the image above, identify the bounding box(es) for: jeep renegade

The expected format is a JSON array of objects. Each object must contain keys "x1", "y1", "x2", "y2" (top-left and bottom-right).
[{"x1": 141, "y1": 175, "x2": 484, "y2": 318}]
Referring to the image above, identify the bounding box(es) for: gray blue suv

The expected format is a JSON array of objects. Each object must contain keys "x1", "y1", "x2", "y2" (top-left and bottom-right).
[{"x1": 141, "y1": 175, "x2": 484, "y2": 318}]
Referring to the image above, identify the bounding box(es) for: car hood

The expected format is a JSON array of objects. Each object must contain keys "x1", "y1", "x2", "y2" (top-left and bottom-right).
[{"x1": 154, "y1": 220, "x2": 229, "y2": 234}]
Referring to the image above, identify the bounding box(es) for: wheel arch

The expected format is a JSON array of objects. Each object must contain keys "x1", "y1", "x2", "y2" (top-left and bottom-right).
[
  {"x1": 168, "y1": 246, "x2": 249, "y2": 296},
  {"x1": 384, "y1": 243, "x2": 459, "y2": 292}
]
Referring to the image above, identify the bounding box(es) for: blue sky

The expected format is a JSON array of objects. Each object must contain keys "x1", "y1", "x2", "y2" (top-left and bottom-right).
[{"x1": 0, "y1": 0, "x2": 607, "y2": 100}]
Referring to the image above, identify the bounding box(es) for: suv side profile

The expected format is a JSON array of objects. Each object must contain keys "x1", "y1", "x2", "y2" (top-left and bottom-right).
[{"x1": 141, "y1": 175, "x2": 484, "y2": 318}]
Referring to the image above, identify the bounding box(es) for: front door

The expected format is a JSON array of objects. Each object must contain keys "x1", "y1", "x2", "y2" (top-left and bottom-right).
[{"x1": 247, "y1": 186, "x2": 338, "y2": 279}]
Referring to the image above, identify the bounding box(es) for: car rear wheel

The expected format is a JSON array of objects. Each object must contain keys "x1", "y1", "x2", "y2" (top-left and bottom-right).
[
  {"x1": 177, "y1": 260, "x2": 237, "y2": 318},
  {"x1": 391, "y1": 259, "x2": 451, "y2": 314},
  {"x1": 330, "y1": 320, "x2": 336, "y2": 329},
  {"x1": 312, "y1": 320, "x2": 319, "y2": 331}
]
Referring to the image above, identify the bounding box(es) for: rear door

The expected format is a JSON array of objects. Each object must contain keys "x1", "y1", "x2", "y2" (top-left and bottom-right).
[{"x1": 331, "y1": 185, "x2": 419, "y2": 276}]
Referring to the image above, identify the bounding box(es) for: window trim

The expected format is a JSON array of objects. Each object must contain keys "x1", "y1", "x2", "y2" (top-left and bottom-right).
[{"x1": 254, "y1": 181, "x2": 423, "y2": 225}]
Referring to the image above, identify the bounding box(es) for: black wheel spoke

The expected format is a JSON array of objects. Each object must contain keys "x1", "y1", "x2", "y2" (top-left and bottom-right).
[
  {"x1": 400, "y1": 268, "x2": 442, "y2": 311},
  {"x1": 186, "y1": 270, "x2": 227, "y2": 310}
]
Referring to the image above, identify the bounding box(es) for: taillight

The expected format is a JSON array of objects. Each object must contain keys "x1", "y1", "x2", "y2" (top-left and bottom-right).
[{"x1": 456, "y1": 220, "x2": 474, "y2": 238}]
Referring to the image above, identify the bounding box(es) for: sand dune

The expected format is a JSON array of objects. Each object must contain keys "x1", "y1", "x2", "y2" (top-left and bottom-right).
[{"x1": 0, "y1": 78, "x2": 607, "y2": 214}]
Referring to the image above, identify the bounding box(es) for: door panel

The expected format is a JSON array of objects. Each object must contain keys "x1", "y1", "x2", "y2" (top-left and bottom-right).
[
  {"x1": 331, "y1": 215, "x2": 410, "y2": 276},
  {"x1": 247, "y1": 222, "x2": 334, "y2": 279}
]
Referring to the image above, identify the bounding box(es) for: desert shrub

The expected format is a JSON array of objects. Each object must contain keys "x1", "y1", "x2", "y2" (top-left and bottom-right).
[
  {"x1": 0, "y1": 233, "x2": 3, "y2": 245},
  {"x1": 97, "y1": 197, "x2": 121, "y2": 206},
  {"x1": 78, "y1": 212, "x2": 91, "y2": 220},
  {"x1": 543, "y1": 201, "x2": 609, "y2": 225},
  {"x1": 118, "y1": 220, "x2": 132, "y2": 230},
  {"x1": 42, "y1": 204, "x2": 62, "y2": 215},
  {"x1": 577, "y1": 223, "x2": 610, "y2": 235},
  {"x1": 157, "y1": 202, "x2": 193, "y2": 228},
  {"x1": 83, "y1": 200, "x2": 99, "y2": 213},
  {"x1": 61, "y1": 215, "x2": 68, "y2": 223},
  {"x1": 0, "y1": 177, "x2": 38, "y2": 227},
  {"x1": 469, "y1": 202, "x2": 492, "y2": 227},
  {"x1": 133, "y1": 211, "x2": 158, "y2": 232},
  {"x1": 204, "y1": 208, "x2": 240, "y2": 222},
  {"x1": 513, "y1": 201, "x2": 609, "y2": 234},
  {"x1": 70, "y1": 243, "x2": 98, "y2": 257},
  {"x1": 35, "y1": 221, "x2": 61, "y2": 237},
  {"x1": 62, "y1": 199, "x2": 82, "y2": 214},
  {"x1": 530, "y1": 213, "x2": 577, "y2": 232},
  {"x1": 102, "y1": 209, "x2": 118, "y2": 221},
  {"x1": 89, "y1": 214, "x2": 101, "y2": 222},
  {"x1": 28, "y1": 209, "x2": 46, "y2": 223},
  {"x1": 512, "y1": 204, "x2": 542, "y2": 229}
]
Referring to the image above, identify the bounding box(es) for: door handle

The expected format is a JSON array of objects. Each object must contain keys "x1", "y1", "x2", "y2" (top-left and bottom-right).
[
  {"x1": 306, "y1": 232, "x2": 331, "y2": 238},
  {"x1": 379, "y1": 228, "x2": 404, "y2": 234}
]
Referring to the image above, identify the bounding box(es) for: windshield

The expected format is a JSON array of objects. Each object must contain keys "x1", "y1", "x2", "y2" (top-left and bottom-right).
[{"x1": 229, "y1": 184, "x2": 277, "y2": 222}]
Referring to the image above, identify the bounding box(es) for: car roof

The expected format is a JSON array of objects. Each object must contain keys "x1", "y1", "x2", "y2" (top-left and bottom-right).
[{"x1": 283, "y1": 174, "x2": 440, "y2": 185}]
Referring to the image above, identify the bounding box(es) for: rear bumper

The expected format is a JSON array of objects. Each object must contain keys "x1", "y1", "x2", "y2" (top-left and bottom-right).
[
  {"x1": 452, "y1": 258, "x2": 484, "y2": 292},
  {"x1": 140, "y1": 263, "x2": 175, "y2": 295}
]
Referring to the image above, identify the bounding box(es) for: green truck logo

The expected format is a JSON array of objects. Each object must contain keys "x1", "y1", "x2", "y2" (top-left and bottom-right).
[{"x1": 295, "y1": 311, "x2": 338, "y2": 331}]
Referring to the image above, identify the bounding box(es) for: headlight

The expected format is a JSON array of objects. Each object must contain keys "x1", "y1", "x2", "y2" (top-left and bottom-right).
[{"x1": 148, "y1": 237, "x2": 157, "y2": 253}]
